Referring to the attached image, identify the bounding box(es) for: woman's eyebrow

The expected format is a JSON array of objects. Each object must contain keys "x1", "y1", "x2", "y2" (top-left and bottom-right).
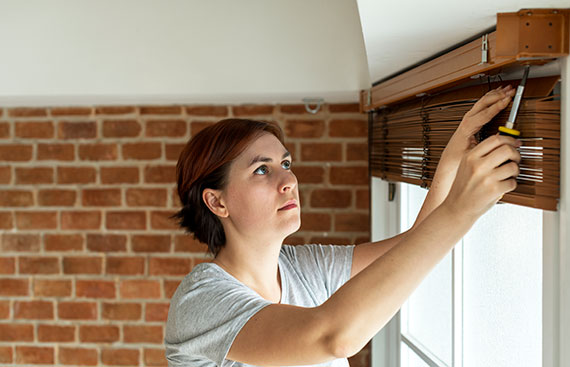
[{"x1": 247, "y1": 151, "x2": 291, "y2": 168}]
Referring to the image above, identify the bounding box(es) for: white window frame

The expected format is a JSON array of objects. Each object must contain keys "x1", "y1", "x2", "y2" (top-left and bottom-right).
[{"x1": 370, "y1": 55, "x2": 570, "y2": 367}]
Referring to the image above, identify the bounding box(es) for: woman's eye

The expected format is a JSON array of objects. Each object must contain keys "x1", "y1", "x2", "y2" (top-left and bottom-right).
[{"x1": 253, "y1": 160, "x2": 292, "y2": 175}]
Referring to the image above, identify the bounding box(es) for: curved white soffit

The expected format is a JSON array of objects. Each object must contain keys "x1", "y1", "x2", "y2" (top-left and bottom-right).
[{"x1": 0, "y1": 0, "x2": 370, "y2": 106}]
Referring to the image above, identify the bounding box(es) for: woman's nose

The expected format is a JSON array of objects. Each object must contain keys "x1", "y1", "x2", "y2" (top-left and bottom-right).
[{"x1": 279, "y1": 170, "x2": 297, "y2": 193}]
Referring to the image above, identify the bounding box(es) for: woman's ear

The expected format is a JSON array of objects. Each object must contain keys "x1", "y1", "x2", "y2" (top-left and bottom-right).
[{"x1": 202, "y1": 189, "x2": 228, "y2": 218}]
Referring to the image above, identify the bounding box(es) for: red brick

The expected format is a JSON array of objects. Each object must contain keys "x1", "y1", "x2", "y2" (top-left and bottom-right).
[
  {"x1": 106, "y1": 256, "x2": 145, "y2": 275},
  {"x1": 292, "y1": 165, "x2": 325, "y2": 184},
  {"x1": 51, "y1": 107, "x2": 92, "y2": 116},
  {"x1": 132, "y1": 235, "x2": 170, "y2": 252},
  {"x1": 0, "y1": 166, "x2": 11, "y2": 184},
  {"x1": 144, "y1": 348, "x2": 167, "y2": 366},
  {"x1": 149, "y1": 258, "x2": 191, "y2": 276},
  {"x1": 151, "y1": 210, "x2": 180, "y2": 230},
  {"x1": 8, "y1": 107, "x2": 47, "y2": 117},
  {"x1": 14, "y1": 300, "x2": 54, "y2": 319},
  {"x1": 102, "y1": 302, "x2": 142, "y2": 321},
  {"x1": 330, "y1": 166, "x2": 369, "y2": 185},
  {"x1": 0, "y1": 279, "x2": 29, "y2": 296},
  {"x1": 163, "y1": 280, "x2": 181, "y2": 299},
  {"x1": 122, "y1": 142, "x2": 162, "y2": 160},
  {"x1": 106, "y1": 211, "x2": 146, "y2": 230},
  {"x1": 146, "y1": 119, "x2": 187, "y2": 137},
  {"x1": 87, "y1": 234, "x2": 127, "y2": 252},
  {"x1": 347, "y1": 142, "x2": 368, "y2": 161},
  {"x1": 285, "y1": 119, "x2": 325, "y2": 138},
  {"x1": 61, "y1": 211, "x2": 101, "y2": 230},
  {"x1": 0, "y1": 301, "x2": 9, "y2": 317},
  {"x1": 125, "y1": 188, "x2": 167, "y2": 207},
  {"x1": 140, "y1": 105, "x2": 182, "y2": 115},
  {"x1": 0, "y1": 190, "x2": 33, "y2": 207},
  {"x1": 79, "y1": 325, "x2": 120, "y2": 342},
  {"x1": 58, "y1": 347, "x2": 97, "y2": 366},
  {"x1": 329, "y1": 119, "x2": 368, "y2": 137},
  {"x1": 1, "y1": 233, "x2": 40, "y2": 252},
  {"x1": 335, "y1": 213, "x2": 370, "y2": 232},
  {"x1": 190, "y1": 121, "x2": 215, "y2": 136},
  {"x1": 309, "y1": 236, "x2": 352, "y2": 245},
  {"x1": 144, "y1": 165, "x2": 176, "y2": 183},
  {"x1": 58, "y1": 301, "x2": 97, "y2": 320},
  {"x1": 96, "y1": 106, "x2": 136, "y2": 115},
  {"x1": 0, "y1": 144, "x2": 33, "y2": 161},
  {"x1": 0, "y1": 212, "x2": 13, "y2": 229},
  {"x1": 38, "y1": 324, "x2": 75, "y2": 342},
  {"x1": 15, "y1": 121, "x2": 54, "y2": 138},
  {"x1": 311, "y1": 189, "x2": 352, "y2": 208},
  {"x1": 15, "y1": 346, "x2": 54, "y2": 364},
  {"x1": 123, "y1": 325, "x2": 163, "y2": 343},
  {"x1": 0, "y1": 122, "x2": 8, "y2": 138},
  {"x1": 356, "y1": 189, "x2": 369, "y2": 209},
  {"x1": 174, "y1": 235, "x2": 208, "y2": 253},
  {"x1": 63, "y1": 256, "x2": 102, "y2": 274},
  {"x1": 15, "y1": 211, "x2": 57, "y2": 229},
  {"x1": 185, "y1": 105, "x2": 228, "y2": 116},
  {"x1": 103, "y1": 119, "x2": 141, "y2": 137},
  {"x1": 79, "y1": 143, "x2": 118, "y2": 160},
  {"x1": 15, "y1": 167, "x2": 54, "y2": 184},
  {"x1": 0, "y1": 324, "x2": 33, "y2": 341},
  {"x1": 57, "y1": 121, "x2": 97, "y2": 139},
  {"x1": 57, "y1": 166, "x2": 96, "y2": 184},
  {"x1": 76, "y1": 279, "x2": 116, "y2": 298},
  {"x1": 37, "y1": 143, "x2": 74, "y2": 161},
  {"x1": 45, "y1": 233, "x2": 84, "y2": 251},
  {"x1": 232, "y1": 105, "x2": 275, "y2": 116},
  {"x1": 0, "y1": 346, "x2": 12, "y2": 363},
  {"x1": 120, "y1": 280, "x2": 161, "y2": 299},
  {"x1": 301, "y1": 143, "x2": 342, "y2": 162},
  {"x1": 100, "y1": 166, "x2": 140, "y2": 184},
  {"x1": 300, "y1": 212, "x2": 331, "y2": 231},
  {"x1": 19, "y1": 256, "x2": 60, "y2": 274},
  {"x1": 0, "y1": 257, "x2": 15, "y2": 274},
  {"x1": 34, "y1": 279, "x2": 72, "y2": 297},
  {"x1": 329, "y1": 103, "x2": 360, "y2": 113},
  {"x1": 38, "y1": 189, "x2": 76, "y2": 206},
  {"x1": 82, "y1": 188, "x2": 122, "y2": 206},
  {"x1": 145, "y1": 302, "x2": 170, "y2": 322},
  {"x1": 165, "y1": 143, "x2": 185, "y2": 160},
  {"x1": 101, "y1": 348, "x2": 140, "y2": 366},
  {"x1": 280, "y1": 104, "x2": 316, "y2": 114}
]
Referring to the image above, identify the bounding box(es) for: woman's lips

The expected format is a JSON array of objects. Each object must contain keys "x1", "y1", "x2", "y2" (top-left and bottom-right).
[{"x1": 279, "y1": 203, "x2": 298, "y2": 211}]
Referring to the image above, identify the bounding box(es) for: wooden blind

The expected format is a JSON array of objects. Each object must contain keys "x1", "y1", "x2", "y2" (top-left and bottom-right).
[{"x1": 370, "y1": 76, "x2": 561, "y2": 211}]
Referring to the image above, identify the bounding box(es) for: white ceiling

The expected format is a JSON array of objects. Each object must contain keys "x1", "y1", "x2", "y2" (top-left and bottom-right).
[{"x1": 356, "y1": 0, "x2": 570, "y2": 84}]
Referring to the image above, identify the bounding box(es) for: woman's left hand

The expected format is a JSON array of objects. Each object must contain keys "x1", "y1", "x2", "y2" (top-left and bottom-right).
[{"x1": 443, "y1": 85, "x2": 516, "y2": 163}]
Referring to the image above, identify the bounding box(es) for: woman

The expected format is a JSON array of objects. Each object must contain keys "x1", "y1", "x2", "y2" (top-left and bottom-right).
[{"x1": 165, "y1": 85, "x2": 520, "y2": 367}]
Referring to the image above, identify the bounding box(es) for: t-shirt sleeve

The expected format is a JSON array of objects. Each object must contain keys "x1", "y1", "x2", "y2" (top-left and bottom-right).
[
  {"x1": 165, "y1": 269, "x2": 272, "y2": 367},
  {"x1": 281, "y1": 243, "x2": 355, "y2": 299}
]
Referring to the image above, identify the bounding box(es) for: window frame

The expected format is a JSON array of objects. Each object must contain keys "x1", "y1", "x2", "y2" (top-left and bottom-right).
[{"x1": 370, "y1": 56, "x2": 569, "y2": 367}]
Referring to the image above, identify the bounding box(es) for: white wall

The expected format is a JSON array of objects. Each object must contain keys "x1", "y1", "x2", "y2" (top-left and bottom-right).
[{"x1": 0, "y1": 0, "x2": 370, "y2": 106}]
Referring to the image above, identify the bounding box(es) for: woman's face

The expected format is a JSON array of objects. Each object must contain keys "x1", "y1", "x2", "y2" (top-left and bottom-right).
[{"x1": 219, "y1": 133, "x2": 300, "y2": 242}]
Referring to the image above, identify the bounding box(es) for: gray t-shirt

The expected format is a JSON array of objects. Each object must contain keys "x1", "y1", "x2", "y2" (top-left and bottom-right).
[{"x1": 165, "y1": 243, "x2": 355, "y2": 367}]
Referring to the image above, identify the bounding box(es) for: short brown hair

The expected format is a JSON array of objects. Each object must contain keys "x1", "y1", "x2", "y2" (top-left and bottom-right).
[{"x1": 171, "y1": 118, "x2": 285, "y2": 256}]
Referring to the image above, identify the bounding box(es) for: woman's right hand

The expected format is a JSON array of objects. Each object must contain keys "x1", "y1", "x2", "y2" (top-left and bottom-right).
[{"x1": 442, "y1": 134, "x2": 522, "y2": 222}]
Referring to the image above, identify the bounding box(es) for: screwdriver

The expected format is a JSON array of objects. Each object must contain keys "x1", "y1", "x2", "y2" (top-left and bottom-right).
[{"x1": 498, "y1": 65, "x2": 530, "y2": 138}]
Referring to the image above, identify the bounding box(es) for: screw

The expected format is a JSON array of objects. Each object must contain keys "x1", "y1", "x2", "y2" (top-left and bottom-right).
[{"x1": 526, "y1": 22, "x2": 530, "y2": 26}]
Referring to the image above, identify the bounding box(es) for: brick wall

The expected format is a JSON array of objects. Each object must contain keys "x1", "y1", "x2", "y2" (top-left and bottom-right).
[{"x1": 0, "y1": 103, "x2": 370, "y2": 366}]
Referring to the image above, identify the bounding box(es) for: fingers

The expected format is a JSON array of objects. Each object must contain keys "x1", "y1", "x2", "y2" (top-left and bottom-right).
[
  {"x1": 469, "y1": 134, "x2": 520, "y2": 159},
  {"x1": 491, "y1": 161, "x2": 520, "y2": 181},
  {"x1": 467, "y1": 85, "x2": 515, "y2": 117},
  {"x1": 484, "y1": 144, "x2": 521, "y2": 170}
]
